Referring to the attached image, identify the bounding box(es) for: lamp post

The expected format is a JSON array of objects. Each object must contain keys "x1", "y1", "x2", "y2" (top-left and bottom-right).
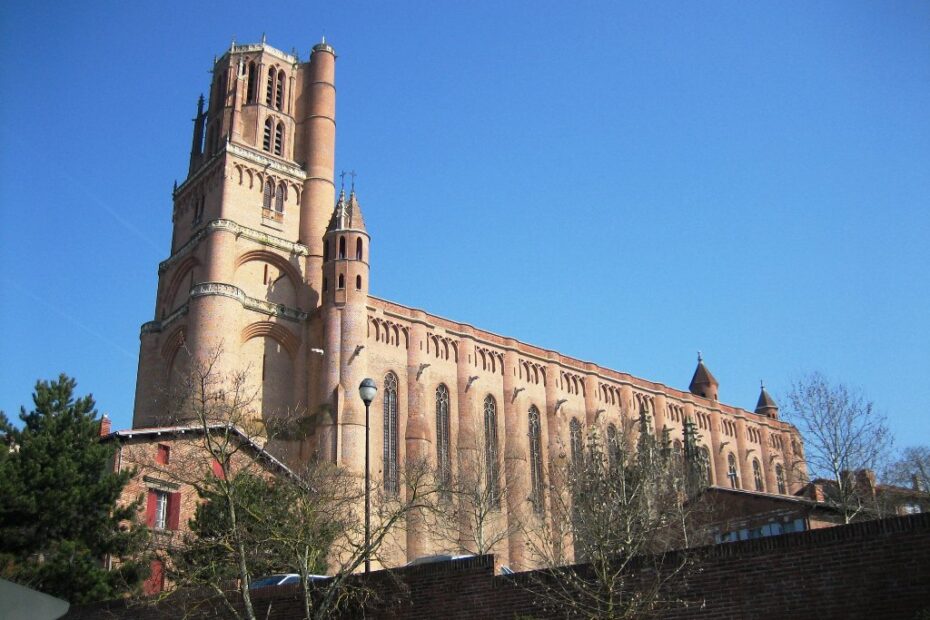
[{"x1": 358, "y1": 378, "x2": 377, "y2": 574}]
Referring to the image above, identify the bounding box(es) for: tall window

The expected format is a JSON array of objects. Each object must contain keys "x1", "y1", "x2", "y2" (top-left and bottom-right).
[
  {"x1": 484, "y1": 395, "x2": 500, "y2": 507},
  {"x1": 528, "y1": 405, "x2": 543, "y2": 513},
  {"x1": 266, "y1": 68, "x2": 275, "y2": 105},
  {"x1": 753, "y1": 458, "x2": 764, "y2": 492},
  {"x1": 356, "y1": 238, "x2": 363, "y2": 260},
  {"x1": 262, "y1": 180, "x2": 273, "y2": 210},
  {"x1": 274, "y1": 183, "x2": 285, "y2": 213},
  {"x1": 436, "y1": 384, "x2": 451, "y2": 488},
  {"x1": 275, "y1": 70, "x2": 285, "y2": 109},
  {"x1": 246, "y1": 61, "x2": 257, "y2": 103},
  {"x1": 569, "y1": 418, "x2": 583, "y2": 466},
  {"x1": 606, "y1": 423, "x2": 619, "y2": 468},
  {"x1": 383, "y1": 372, "x2": 399, "y2": 495},
  {"x1": 146, "y1": 489, "x2": 179, "y2": 530},
  {"x1": 776, "y1": 463, "x2": 786, "y2": 494},
  {"x1": 701, "y1": 446, "x2": 713, "y2": 485},
  {"x1": 262, "y1": 117, "x2": 273, "y2": 151},
  {"x1": 274, "y1": 122, "x2": 284, "y2": 155},
  {"x1": 153, "y1": 490, "x2": 167, "y2": 529},
  {"x1": 339, "y1": 236, "x2": 346, "y2": 259},
  {"x1": 727, "y1": 453, "x2": 739, "y2": 489}
]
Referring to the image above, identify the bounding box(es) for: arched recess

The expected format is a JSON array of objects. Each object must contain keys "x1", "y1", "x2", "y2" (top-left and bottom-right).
[
  {"x1": 235, "y1": 250, "x2": 301, "y2": 308},
  {"x1": 161, "y1": 326, "x2": 189, "y2": 403},
  {"x1": 240, "y1": 322, "x2": 298, "y2": 421},
  {"x1": 162, "y1": 256, "x2": 199, "y2": 316}
]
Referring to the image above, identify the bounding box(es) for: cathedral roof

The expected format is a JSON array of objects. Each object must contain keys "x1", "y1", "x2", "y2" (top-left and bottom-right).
[{"x1": 327, "y1": 189, "x2": 367, "y2": 233}]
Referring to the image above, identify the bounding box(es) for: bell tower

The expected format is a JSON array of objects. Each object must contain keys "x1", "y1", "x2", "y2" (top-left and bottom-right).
[
  {"x1": 132, "y1": 38, "x2": 338, "y2": 441},
  {"x1": 318, "y1": 188, "x2": 371, "y2": 469}
]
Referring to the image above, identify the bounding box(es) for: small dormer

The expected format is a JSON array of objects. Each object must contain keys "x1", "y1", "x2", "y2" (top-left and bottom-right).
[{"x1": 688, "y1": 352, "x2": 719, "y2": 401}]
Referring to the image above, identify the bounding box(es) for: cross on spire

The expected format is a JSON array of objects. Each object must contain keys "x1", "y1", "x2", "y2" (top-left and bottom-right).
[
  {"x1": 339, "y1": 170, "x2": 347, "y2": 192},
  {"x1": 348, "y1": 170, "x2": 357, "y2": 192}
]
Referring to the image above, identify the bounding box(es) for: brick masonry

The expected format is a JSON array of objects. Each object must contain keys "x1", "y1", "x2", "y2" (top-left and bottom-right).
[{"x1": 66, "y1": 512, "x2": 930, "y2": 619}]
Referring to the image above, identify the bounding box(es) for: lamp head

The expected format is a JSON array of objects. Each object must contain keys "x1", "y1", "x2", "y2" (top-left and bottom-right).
[{"x1": 359, "y1": 378, "x2": 377, "y2": 405}]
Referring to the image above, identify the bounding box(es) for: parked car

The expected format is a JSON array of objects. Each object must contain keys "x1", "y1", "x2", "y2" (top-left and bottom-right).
[{"x1": 250, "y1": 573, "x2": 330, "y2": 589}]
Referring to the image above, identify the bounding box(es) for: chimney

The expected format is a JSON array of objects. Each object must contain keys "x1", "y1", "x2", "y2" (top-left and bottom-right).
[
  {"x1": 99, "y1": 414, "x2": 111, "y2": 437},
  {"x1": 852, "y1": 469, "x2": 877, "y2": 498}
]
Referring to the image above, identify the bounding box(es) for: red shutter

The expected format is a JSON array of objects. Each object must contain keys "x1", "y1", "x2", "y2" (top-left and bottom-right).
[
  {"x1": 156, "y1": 444, "x2": 170, "y2": 465},
  {"x1": 167, "y1": 492, "x2": 181, "y2": 530},
  {"x1": 145, "y1": 490, "x2": 157, "y2": 528},
  {"x1": 143, "y1": 560, "x2": 164, "y2": 595},
  {"x1": 212, "y1": 458, "x2": 226, "y2": 479}
]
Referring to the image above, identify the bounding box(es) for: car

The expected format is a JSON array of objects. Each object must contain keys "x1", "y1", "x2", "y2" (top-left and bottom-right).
[
  {"x1": 250, "y1": 573, "x2": 330, "y2": 589},
  {"x1": 405, "y1": 554, "x2": 475, "y2": 567}
]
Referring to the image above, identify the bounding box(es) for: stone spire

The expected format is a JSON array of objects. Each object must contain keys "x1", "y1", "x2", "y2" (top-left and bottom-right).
[
  {"x1": 327, "y1": 187, "x2": 367, "y2": 233},
  {"x1": 689, "y1": 352, "x2": 719, "y2": 401},
  {"x1": 755, "y1": 381, "x2": 779, "y2": 418}
]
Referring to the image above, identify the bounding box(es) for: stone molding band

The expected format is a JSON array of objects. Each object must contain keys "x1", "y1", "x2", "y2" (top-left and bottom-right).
[
  {"x1": 189, "y1": 281, "x2": 308, "y2": 322},
  {"x1": 159, "y1": 219, "x2": 310, "y2": 275}
]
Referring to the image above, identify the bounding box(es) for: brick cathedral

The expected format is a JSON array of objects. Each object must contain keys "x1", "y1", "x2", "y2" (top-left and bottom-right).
[{"x1": 132, "y1": 39, "x2": 807, "y2": 570}]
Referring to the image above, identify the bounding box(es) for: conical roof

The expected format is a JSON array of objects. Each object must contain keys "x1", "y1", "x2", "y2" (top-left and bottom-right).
[
  {"x1": 688, "y1": 353, "x2": 719, "y2": 396},
  {"x1": 755, "y1": 383, "x2": 779, "y2": 416},
  {"x1": 326, "y1": 189, "x2": 367, "y2": 233}
]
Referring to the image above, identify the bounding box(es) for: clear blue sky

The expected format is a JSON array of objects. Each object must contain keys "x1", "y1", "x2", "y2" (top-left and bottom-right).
[{"x1": 1, "y1": 2, "x2": 927, "y2": 452}]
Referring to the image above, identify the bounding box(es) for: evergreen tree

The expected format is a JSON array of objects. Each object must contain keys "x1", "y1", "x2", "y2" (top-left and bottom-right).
[{"x1": 0, "y1": 374, "x2": 147, "y2": 603}]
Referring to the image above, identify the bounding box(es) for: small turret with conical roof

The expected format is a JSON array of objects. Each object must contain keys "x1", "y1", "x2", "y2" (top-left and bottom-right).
[
  {"x1": 689, "y1": 352, "x2": 719, "y2": 401},
  {"x1": 755, "y1": 381, "x2": 779, "y2": 419}
]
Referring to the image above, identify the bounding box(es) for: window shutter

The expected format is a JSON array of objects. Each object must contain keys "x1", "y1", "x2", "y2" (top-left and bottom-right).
[
  {"x1": 167, "y1": 492, "x2": 181, "y2": 530},
  {"x1": 212, "y1": 458, "x2": 226, "y2": 479},
  {"x1": 144, "y1": 560, "x2": 164, "y2": 596},
  {"x1": 145, "y1": 490, "x2": 157, "y2": 528}
]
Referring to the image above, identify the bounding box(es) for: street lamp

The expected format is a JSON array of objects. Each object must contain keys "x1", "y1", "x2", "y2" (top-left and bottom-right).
[{"x1": 358, "y1": 378, "x2": 377, "y2": 574}]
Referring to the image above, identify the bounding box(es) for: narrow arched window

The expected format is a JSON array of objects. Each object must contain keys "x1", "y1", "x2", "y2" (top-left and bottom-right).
[
  {"x1": 528, "y1": 405, "x2": 544, "y2": 514},
  {"x1": 262, "y1": 118, "x2": 273, "y2": 151},
  {"x1": 701, "y1": 446, "x2": 713, "y2": 485},
  {"x1": 484, "y1": 395, "x2": 500, "y2": 507},
  {"x1": 275, "y1": 70, "x2": 285, "y2": 110},
  {"x1": 323, "y1": 240, "x2": 329, "y2": 261},
  {"x1": 355, "y1": 275, "x2": 362, "y2": 290},
  {"x1": 753, "y1": 459, "x2": 764, "y2": 492},
  {"x1": 383, "y1": 372, "x2": 399, "y2": 495},
  {"x1": 266, "y1": 68, "x2": 275, "y2": 105},
  {"x1": 727, "y1": 453, "x2": 739, "y2": 489},
  {"x1": 337, "y1": 274, "x2": 344, "y2": 289},
  {"x1": 673, "y1": 439, "x2": 683, "y2": 459},
  {"x1": 776, "y1": 464, "x2": 786, "y2": 494},
  {"x1": 569, "y1": 418, "x2": 583, "y2": 466},
  {"x1": 246, "y1": 61, "x2": 257, "y2": 103},
  {"x1": 606, "y1": 423, "x2": 619, "y2": 468},
  {"x1": 339, "y1": 236, "x2": 346, "y2": 259},
  {"x1": 356, "y1": 238, "x2": 363, "y2": 260},
  {"x1": 322, "y1": 277, "x2": 328, "y2": 292},
  {"x1": 274, "y1": 183, "x2": 284, "y2": 213},
  {"x1": 274, "y1": 122, "x2": 284, "y2": 156},
  {"x1": 436, "y1": 385, "x2": 451, "y2": 488},
  {"x1": 262, "y1": 180, "x2": 273, "y2": 210}
]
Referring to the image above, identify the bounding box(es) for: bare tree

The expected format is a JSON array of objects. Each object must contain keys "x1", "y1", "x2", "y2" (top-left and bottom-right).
[
  {"x1": 427, "y1": 418, "x2": 520, "y2": 559},
  {"x1": 884, "y1": 446, "x2": 930, "y2": 493},
  {"x1": 784, "y1": 372, "x2": 892, "y2": 523},
  {"x1": 130, "y1": 347, "x2": 446, "y2": 620},
  {"x1": 524, "y1": 414, "x2": 700, "y2": 619}
]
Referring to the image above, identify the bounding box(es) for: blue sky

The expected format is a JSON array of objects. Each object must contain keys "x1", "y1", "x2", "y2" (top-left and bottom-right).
[{"x1": 1, "y1": 1, "x2": 927, "y2": 453}]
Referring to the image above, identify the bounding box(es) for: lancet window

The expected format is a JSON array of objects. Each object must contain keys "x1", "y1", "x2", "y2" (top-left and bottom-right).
[
  {"x1": 436, "y1": 384, "x2": 451, "y2": 488},
  {"x1": 484, "y1": 395, "x2": 500, "y2": 507},
  {"x1": 753, "y1": 458, "x2": 764, "y2": 492},
  {"x1": 383, "y1": 372, "x2": 399, "y2": 495},
  {"x1": 528, "y1": 406, "x2": 543, "y2": 513}
]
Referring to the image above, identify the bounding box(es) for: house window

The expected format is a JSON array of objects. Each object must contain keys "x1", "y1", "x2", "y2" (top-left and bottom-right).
[
  {"x1": 776, "y1": 464, "x2": 787, "y2": 494},
  {"x1": 383, "y1": 372, "x2": 399, "y2": 495},
  {"x1": 528, "y1": 405, "x2": 543, "y2": 513},
  {"x1": 903, "y1": 503, "x2": 922, "y2": 515},
  {"x1": 156, "y1": 444, "x2": 170, "y2": 465},
  {"x1": 753, "y1": 458, "x2": 764, "y2": 492},
  {"x1": 146, "y1": 489, "x2": 179, "y2": 530},
  {"x1": 436, "y1": 385, "x2": 451, "y2": 488},
  {"x1": 727, "y1": 453, "x2": 739, "y2": 489},
  {"x1": 484, "y1": 395, "x2": 500, "y2": 508}
]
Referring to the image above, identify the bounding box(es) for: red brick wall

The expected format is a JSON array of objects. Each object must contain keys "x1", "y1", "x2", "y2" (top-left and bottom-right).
[{"x1": 65, "y1": 513, "x2": 930, "y2": 619}]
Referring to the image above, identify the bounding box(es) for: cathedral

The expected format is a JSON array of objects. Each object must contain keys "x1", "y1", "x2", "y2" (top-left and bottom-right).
[{"x1": 132, "y1": 39, "x2": 806, "y2": 570}]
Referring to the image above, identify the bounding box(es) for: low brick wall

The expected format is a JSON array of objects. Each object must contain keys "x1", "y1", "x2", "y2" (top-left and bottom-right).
[{"x1": 66, "y1": 513, "x2": 930, "y2": 619}]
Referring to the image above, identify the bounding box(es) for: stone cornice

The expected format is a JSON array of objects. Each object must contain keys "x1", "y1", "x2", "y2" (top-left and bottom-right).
[
  {"x1": 141, "y1": 304, "x2": 189, "y2": 335},
  {"x1": 159, "y1": 219, "x2": 309, "y2": 275},
  {"x1": 190, "y1": 282, "x2": 307, "y2": 322},
  {"x1": 225, "y1": 142, "x2": 307, "y2": 180}
]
